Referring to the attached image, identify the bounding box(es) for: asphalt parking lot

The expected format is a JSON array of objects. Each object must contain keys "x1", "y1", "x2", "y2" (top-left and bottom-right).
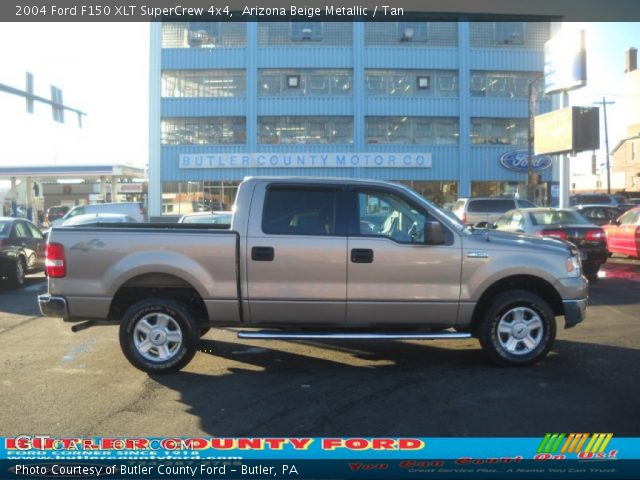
[{"x1": 1, "y1": 258, "x2": 639, "y2": 438}]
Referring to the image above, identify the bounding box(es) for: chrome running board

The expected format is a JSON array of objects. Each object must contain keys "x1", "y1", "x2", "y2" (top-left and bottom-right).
[{"x1": 237, "y1": 331, "x2": 471, "y2": 340}]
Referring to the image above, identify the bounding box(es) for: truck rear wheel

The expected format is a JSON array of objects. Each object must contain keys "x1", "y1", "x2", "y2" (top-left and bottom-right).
[
  {"x1": 119, "y1": 298, "x2": 199, "y2": 373},
  {"x1": 478, "y1": 290, "x2": 556, "y2": 366}
]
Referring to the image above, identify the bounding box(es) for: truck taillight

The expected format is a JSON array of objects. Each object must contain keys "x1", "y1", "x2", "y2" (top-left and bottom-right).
[
  {"x1": 538, "y1": 229, "x2": 567, "y2": 240},
  {"x1": 462, "y1": 213, "x2": 467, "y2": 224},
  {"x1": 45, "y1": 242, "x2": 66, "y2": 278},
  {"x1": 585, "y1": 229, "x2": 605, "y2": 241}
]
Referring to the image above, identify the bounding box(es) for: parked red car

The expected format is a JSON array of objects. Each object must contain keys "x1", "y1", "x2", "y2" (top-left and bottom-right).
[
  {"x1": 44, "y1": 205, "x2": 70, "y2": 226},
  {"x1": 602, "y1": 207, "x2": 640, "y2": 258}
]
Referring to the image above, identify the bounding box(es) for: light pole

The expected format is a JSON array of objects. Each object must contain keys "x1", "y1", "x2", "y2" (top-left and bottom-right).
[{"x1": 593, "y1": 97, "x2": 615, "y2": 194}]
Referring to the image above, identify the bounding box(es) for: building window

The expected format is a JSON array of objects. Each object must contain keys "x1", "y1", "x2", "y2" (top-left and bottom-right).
[
  {"x1": 366, "y1": 117, "x2": 459, "y2": 145},
  {"x1": 470, "y1": 72, "x2": 543, "y2": 98},
  {"x1": 259, "y1": 22, "x2": 351, "y2": 46},
  {"x1": 161, "y1": 117, "x2": 246, "y2": 145},
  {"x1": 494, "y1": 22, "x2": 525, "y2": 45},
  {"x1": 365, "y1": 70, "x2": 457, "y2": 96},
  {"x1": 365, "y1": 22, "x2": 457, "y2": 46},
  {"x1": 259, "y1": 69, "x2": 352, "y2": 96},
  {"x1": 471, "y1": 118, "x2": 528, "y2": 145},
  {"x1": 162, "y1": 22, "x2": 246, "y2": 48},
  {"x1": 162, "y1": 70, "x2": 246, "y2": 97},
  {"x1": 472, "y1": 181, "x2": 525, "y2": 198},
  {"x1": 438, "y1": 75, "x2": 456, "y2": 92},
  {"x1": 161, "y1": 181, "x2": 238, "y2": 216},
  {"x1": 395, "y1": 181, "x2": 458, "y2": 206},
  {"x1": 187, "y1": 22, "x2": 219, "y2": 47},
  {"x1": 258, "y1": 116, "x2": 353, "y2": 144},
  {"x1": 417, "y1": 76, "x2": 430, "y2": 89},
  {"x1": 291, "y1": 22, "x2": 322, "y2": 42},
  {"x1": 398, "y1": 22, "x2": 428, "y2": 42},
  {"x1": 470, "y1": 22, "x2": 549, "y2": 49},
  {"x1": 287, "y1": 75, "x2": 300, "y2": 88}
]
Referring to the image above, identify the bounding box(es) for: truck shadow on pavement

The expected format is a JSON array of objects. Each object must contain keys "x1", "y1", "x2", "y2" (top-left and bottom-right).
[
  {"x1": 151, "y1": 338, "x2": 640, "y2": 437},
  {"x1": 0, "y1": 277, "x2": 46, "y2": 315},
  {"x1": 590, "y1": 262, "x2": 640, "y2": 306}
]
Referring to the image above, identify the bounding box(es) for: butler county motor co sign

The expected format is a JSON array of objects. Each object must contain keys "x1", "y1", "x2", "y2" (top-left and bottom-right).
[{"x1": 179, "y1": 153, "x2": 432, "y2": 169}]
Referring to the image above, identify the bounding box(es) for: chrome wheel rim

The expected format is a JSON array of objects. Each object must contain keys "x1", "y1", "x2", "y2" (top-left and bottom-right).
[
  {"x1": 496, "y1": 306, "x2": 544, "y2": 355},
  {"x1": 133, "y1": 313, "x2": 183, "y2": 362}
]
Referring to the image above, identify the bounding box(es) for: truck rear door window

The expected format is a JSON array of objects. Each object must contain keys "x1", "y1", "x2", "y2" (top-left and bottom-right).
[{"x1": 262, "y1": 187, "x2": 344, "y2": 236}]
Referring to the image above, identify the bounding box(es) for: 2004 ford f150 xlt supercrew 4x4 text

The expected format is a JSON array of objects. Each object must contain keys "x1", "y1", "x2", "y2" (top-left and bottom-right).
[{"x1": 39, "y1": 177, "x2": 588, "y2": 373}]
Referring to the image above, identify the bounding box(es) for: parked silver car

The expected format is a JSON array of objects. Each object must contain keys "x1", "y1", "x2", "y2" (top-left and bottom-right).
[
  {"x1": 178, "y1": 211, "x2": 232, "y2": 225},
  {"x1": 60, "y1": 213, "x2": 138, "y2": 226},
  {"x1": 452, "y1": 197, "x2": 537, "y2": 225},
  {"x1": 51, "y1": 202, "x2": 146, "y2": 226}
]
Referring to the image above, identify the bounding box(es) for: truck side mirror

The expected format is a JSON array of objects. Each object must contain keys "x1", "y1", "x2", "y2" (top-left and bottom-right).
[{"x1": 424, "y1": 221, "x2": 445, "y2": 245}]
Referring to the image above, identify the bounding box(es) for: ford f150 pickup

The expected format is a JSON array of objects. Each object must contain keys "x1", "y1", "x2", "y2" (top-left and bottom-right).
[{"x1": 39, "y1": 177, "x2": 588, "y2": 373}]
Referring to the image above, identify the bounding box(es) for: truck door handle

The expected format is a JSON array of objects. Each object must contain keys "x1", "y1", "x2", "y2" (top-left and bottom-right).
[
  {"x1": 351, "y1": 248, "x2": 374, "y2": 263},
  {"x1": 252, "y1": 246, "x2": 275, "y2": 261}
]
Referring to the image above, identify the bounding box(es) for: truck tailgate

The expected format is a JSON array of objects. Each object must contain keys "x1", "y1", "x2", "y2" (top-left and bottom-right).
[{"x1": 47, "y1": 226, "x2": 238, "y2": 321}]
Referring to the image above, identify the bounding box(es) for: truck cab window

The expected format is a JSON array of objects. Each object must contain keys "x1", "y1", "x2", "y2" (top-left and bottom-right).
[
  {"x1": 356, "y1": 190, "x2": 427, "y2": 243},
  {"x1": 262, "y1": 187, "x2": 342, "y2": 236}
]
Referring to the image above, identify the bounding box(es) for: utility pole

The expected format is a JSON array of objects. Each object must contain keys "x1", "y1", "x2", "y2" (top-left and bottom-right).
[
  {"x1": 593, "y1": 97, "x2": 615, "y2": 194},
  {"x1": 527, "y1": 78, "x2": 542, "y2": 203}
]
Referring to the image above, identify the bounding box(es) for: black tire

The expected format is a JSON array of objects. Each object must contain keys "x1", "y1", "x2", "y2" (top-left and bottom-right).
[
  {"x1": 9, "y1": 257, "x2": 26, "y2": 288},
  {"x1": 119, "y1": 298, "x2": 200, "y2": 374},
  {"x1": 479, "y1": 290, "x2": 556, "y2": 366},
  {"x1": 199, "y1": 326, "x2": 211, "y2": 337}
]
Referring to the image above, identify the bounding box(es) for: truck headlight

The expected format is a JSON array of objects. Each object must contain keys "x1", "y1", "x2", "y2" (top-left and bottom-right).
[{"x1": 566, "y1": 256, "x2": 581, "y2": 277}]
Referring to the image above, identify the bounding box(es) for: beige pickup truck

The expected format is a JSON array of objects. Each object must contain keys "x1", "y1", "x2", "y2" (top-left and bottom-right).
[{"x1": 39, "y1": 177, "x2": 588, "y2": 373}]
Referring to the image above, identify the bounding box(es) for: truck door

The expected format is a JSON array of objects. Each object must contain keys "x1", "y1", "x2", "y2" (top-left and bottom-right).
[
  {"x1": 245, "y1": 183, "x2": 347, "y2": 325},
  {"x1": 346, "y1": 187, "x2": 462, "y2": 327}
]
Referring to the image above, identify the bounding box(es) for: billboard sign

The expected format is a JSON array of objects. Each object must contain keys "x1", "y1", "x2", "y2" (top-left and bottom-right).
[
  {"x1": 534, "y1": 106, "x2": 600, "y2": 155},
  {"x1": 544, "y1": 29, "x2": 587, "y2": 94}
]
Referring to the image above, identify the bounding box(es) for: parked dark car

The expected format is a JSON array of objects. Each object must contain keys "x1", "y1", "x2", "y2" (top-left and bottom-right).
[
  {"x1": 494, "y1": 208, "x2": 607, "y2": 279},
  {"x1": 571, "y1": 205, "x2": 626, "y2": 226},
  {"x1": 0, "y1": 217, "x2": 46, "y2": 287},
  {"x1": 569, "y1": 193, "x2": 629, "y2": 207}
]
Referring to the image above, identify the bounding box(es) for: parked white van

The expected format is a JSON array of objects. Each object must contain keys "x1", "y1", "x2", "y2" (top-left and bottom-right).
[{"x1": 52, "y1": 202, "x2": 146, "y2": 225}]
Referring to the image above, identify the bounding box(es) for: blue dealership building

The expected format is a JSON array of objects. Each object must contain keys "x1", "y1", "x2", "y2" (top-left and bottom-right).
[{"x1": 148, "y1": 20, "x2": 555, "y2": 216}]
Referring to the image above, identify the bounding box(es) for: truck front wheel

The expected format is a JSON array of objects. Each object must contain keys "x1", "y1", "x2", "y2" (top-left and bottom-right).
[
  {"x1": 119, "y1": 298, "x2": 200, "y2": 374},
  {"x1": 479, "y1": 291, "x2": 556, "y2": 366}
]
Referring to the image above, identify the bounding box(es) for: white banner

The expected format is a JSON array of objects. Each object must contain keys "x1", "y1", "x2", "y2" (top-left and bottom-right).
[{"x1": 179, "y1": 153, "x2": 432, "y2": 169}]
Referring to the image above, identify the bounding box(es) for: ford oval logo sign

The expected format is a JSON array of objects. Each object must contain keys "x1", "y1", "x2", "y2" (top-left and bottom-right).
[{"x1": 500, "y1": 150, "x2": 553, "y2": 172}]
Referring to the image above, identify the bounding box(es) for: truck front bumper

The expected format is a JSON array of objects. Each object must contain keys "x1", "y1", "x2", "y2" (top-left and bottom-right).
[
  {"x1": 38, "y1": 294, "x2": 68, "y2": 319},
  {"x1": 563, "y1": 298, "x2": 588, "y2": 328}
]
